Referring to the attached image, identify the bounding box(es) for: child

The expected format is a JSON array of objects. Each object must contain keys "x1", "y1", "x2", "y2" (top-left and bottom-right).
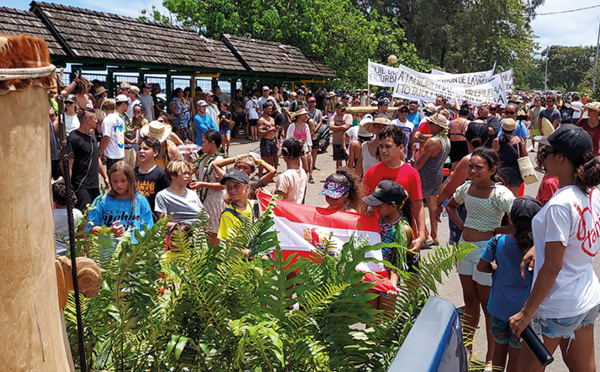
[
  {"x1": 218, "y1": 170, "x2": 259, "y2": 255},
  {"x1": 319, "y1": 168, "x2": 362, "y2": 213},
  {"x1": 218, "y1": 101, "x2": 232, "y2": 154},
  {"x1": 86, "y1": 161, "x2": 154, "y2": 245},
  {"x1": 213, "y1": 153, "x2": 277, "y2": 204},
  {"x1": 155, "y1": 160, "x2": 205, "y2": 229},
  {"x1": 445, "y1": 147, "x2": 515, "y2": 369},
  {"x1": 134, "y1": 136, "x2": 171, "y2": 219},
  {"x1": 362, "y1": 180, "x2": 415, "y2": 287},
  {"x1": 275, "y1": 138, "x2": 308, "y2": 204},
  {"x1": 53, "y1": 179, "x2": 83, "y2": 256},
  {"x1": 477, "y1": 196, "x2": 542, "y2": 372}
]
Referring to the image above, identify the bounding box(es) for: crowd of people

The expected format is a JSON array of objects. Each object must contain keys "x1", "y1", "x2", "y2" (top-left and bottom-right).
[{"x1": 47, "y1": 73, "x2": 600, "y2": 372}]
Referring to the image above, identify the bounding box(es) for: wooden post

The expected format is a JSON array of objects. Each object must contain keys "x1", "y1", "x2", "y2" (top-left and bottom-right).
[{"x1": 0, "y1": 35, "x2": 73, "y2": 371}]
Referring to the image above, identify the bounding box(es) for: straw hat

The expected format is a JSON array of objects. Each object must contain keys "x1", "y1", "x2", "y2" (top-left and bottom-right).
[
  {"x1": 426, "y1": 113, "x2": 449, "y2": 129},
  {"x1": 140, "y1": 120, "x2": 172, "y2": 143},
  {"x1": 93, "y1": 86, "x2": 107, "y2": 97},
  {"x1": 362, "y1": 117, "x2": 391, "y2": 133},
  {"x1": 328, "y1": 91, "x2": 337, "y2": 98},
  {"x1": 424, "y1": 103, "x2": 437, "y2": 114},
  {"x1": 501, "y1": 118, "x2": 517, "y2": 132},
  {"x1": 292, "y1": 108, "x2": 309, "y2": 120},
  {"x1": 358, "y1": 116, "x2": 375, "y2": 137},
  {"x1": 583, "y1": 101, "x2": 600, "y2": 112}
]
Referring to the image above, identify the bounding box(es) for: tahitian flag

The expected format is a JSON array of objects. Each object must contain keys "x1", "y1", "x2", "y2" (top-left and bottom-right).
[{"x1": 257, "y1": 190, "x2": 395, "y2": 292}]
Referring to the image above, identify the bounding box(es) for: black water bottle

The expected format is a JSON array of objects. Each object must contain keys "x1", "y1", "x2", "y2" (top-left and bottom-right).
[{"x1": 521, "y1": 325, "x2": 554, "y2": 367}]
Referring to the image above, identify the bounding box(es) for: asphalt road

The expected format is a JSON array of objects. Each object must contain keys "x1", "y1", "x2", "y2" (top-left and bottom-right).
[{"x1": 227, "y1": 135, "x2": 599, "y2": 371}]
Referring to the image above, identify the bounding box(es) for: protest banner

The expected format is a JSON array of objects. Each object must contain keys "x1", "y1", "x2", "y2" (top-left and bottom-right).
[
  {"x1": 501, "y1": 68, "x2": 514, "y2": 93},
  {"x1": 393, "y1": 64, "x2": 507, "y2": 106},
  {"x1": 367, "y1": 60, "x2": 398, "y2": 87}
]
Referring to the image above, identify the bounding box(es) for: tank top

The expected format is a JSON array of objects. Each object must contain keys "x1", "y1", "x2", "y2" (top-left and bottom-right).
[
  {"x1": 361, "y1": 141, "x2": 378, "y2": 174},
  {"x1": 419, "y1": 135, "x2": 451, "y2": 183},
  {"x1": 497, "y1": 141, "x2": 520, "y2": 168},
  {"x1": 294, "y1": 124, "x2": 308, "y2": 141}
]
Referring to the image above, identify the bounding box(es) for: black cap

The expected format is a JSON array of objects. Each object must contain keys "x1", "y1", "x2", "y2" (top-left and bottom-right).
[
  {"x1": 220, "y1": 170, "x2": 250, "y2": 185},
  {"x1": 362, "y1": 180, "x2": 407, "y2": 206},
  {"x1": 510, "y1": 195, "x2": 542, "y2": 223},
  {"x1": 538, "y1": 124, "x2": 593, "y2": 164},
  {"x1": 378, "y1": 98, "x2": 390, "y2": 106},
  {"x1": 335, "y1": 102, "x2": 344, "y2": 108}
]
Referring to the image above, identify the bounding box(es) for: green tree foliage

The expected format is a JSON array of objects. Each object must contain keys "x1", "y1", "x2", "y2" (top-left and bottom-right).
[
  {"x1": 542, "y1": 45, "x2": 596, "y2": 92},
  {"x1": 143, "y1": 0, "x2": 430, "y2": 86},
  {"x1": 351, "y1": 0, "x2": 542, "y2": 82},
  {"x1": 64, "y1": 199, "x2": 474, "y2": 371}
]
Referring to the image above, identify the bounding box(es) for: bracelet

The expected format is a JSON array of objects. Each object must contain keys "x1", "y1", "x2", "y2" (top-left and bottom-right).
[{"x1": 257, "y1": 159, "x2": 262, "y2": 166}]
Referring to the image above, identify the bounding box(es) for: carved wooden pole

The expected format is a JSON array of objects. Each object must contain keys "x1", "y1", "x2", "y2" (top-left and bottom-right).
[{"x1": 0, "y1": 35, "x2": 71, "y2": 371}]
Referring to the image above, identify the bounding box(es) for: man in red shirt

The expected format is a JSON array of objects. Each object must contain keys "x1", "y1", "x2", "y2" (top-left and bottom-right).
[
  {"x1": 363, "y1": 125, "x2": 427, "y2": 251},
  {"x1": 576, "y1": 102, "x2": 600, "y2": 155}
]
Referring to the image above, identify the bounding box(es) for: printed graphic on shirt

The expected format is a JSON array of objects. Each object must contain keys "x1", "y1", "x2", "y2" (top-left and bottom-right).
[
  {"x1": 136, "y1": 179, "x2": 156, "y2": 197},
  {"x1": 101, "y1": 209, "x2": 142, "y2": 229},
  {"x1": 575, "y1": 191, "x2": 600, "y2": 257}
]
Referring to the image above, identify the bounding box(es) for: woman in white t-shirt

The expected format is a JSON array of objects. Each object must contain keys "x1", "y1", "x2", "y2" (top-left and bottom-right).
[{"x1": 510, "y1": 125, "x2": 600, "y2": 372}]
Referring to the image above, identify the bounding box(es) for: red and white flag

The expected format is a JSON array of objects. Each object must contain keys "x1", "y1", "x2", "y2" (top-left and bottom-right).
[{"x1": 257, "y1": 190, "x2": 395, "y2": 292}]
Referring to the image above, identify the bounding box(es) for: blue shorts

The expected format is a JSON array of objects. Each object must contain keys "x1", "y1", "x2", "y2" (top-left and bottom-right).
[
  {"x1": 531, "y1": 303, "x2": 600, "y2": 340},
  {"x1": 491, "y1": 317, "x2": 521, "y2": 348},
  {"x1": 448, "y1": 204, "x2": 466, "y2": 245},
  {"x1": 220, "y1": 129, "x2": 231, "y2": 135}
]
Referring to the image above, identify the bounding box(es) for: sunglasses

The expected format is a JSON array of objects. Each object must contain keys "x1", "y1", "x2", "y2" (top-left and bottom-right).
[
  {"x1": 505, "y1": 110, "x2": 516, "y2": 115},
  {"x1": 65, "y1": 101, "x2": 75, "y2": 105},
  {"x1": 399, "y1": 110, "x2": 409, "y2": 113},
  {"x1": 540, "y1": 147, "x2": 556, "y2": 159}
]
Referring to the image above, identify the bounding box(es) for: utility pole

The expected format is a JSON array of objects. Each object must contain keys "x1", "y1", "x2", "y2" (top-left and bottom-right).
[
  {"x1": 544, "y1": 47, "x2": 549, "y2": 92},
  {"x1": 593, "y1": 19, "x2": 600, "y2": 91}
]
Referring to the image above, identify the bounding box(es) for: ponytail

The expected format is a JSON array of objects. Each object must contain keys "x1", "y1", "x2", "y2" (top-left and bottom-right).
[{"x1": 574, "y1": 153, "x2": 600, "y2": 194}]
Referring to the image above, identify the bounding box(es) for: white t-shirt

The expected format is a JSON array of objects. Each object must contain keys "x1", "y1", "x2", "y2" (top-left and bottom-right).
[
  {"x1": 102, "y1": 112, "x2": 125, "y2": 159},
  {"x1": 206, "y1": 104, "x2": 219, "y2": 124},
  {"x1": 246, "y1": 98, "x2": 259, "y2": 120},
  {"x1": 531, "y1": 185, "x2": 600, "y2": 318},
  {"x1": 392, "y1": 118, "x2": 413, "y2": 148},
  {"x1": 155, "y1": 188, "x2": 205, "y2": 225},
  {"x1": 54, "y1": 208, "x2": 83, "y2": 255},
  {"x1": 65, "y1": 113, "x2": 80, "y2": 135},
  {"x1": 571, "y1": 101, "x2": 583, "y2": 120},
  {"x1": 125, "y1": 97, "x2": 134, "y2": 119},
  {"x1": 275, "y1": 168, "x2": 307, "y2": 204},
  {"x1": 345, "y1": 126, "x2": 359, "y2": 143}
]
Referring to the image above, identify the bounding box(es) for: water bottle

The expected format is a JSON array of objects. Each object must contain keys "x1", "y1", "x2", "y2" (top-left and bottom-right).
[{"x1": 521, "y1": 325, "x2": 554, "y2": 367}]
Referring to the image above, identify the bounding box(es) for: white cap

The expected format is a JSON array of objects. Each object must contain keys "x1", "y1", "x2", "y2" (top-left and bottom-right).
[
  {"x1": 115, "y1": 94, "x2": 129, "y2": 103},
  {"x1": 196, "y1": 100, "x2": 208, "y2": 107},
  {"x1": 262, "y1": 86, "x2": 270, "y2": 91}
]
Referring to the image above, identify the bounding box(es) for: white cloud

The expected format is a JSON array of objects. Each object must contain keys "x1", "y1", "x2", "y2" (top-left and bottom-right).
[{"x1": 531, "y1": 0, "x2": 600, "y2": 51}]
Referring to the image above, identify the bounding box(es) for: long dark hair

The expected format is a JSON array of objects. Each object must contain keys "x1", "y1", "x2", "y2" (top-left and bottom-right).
[
  {"x1": 512, "y1": 197, "x2": 542, "y2": 254},
  {"x1": 471, "y1": 147, "x2": 503, "y2": 183}
]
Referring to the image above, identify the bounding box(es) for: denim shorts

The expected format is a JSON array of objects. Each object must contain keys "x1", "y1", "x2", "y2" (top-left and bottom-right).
[
  {"x1": 456, "y1": 238, "x2": 492, "y2": 286},
  {"x1": 491, "y1": 317, "x2": 521, "y2": 348},
  {"x1": 219, "y1": 128, "x2": 231, "y2": 135},
  {"x1": 531, "y1": 303, "x2": 600, "y2": 340}
]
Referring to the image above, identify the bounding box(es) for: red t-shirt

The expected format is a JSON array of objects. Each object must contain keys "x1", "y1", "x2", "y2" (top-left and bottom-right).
[
  {"x1": 536, "y1": 175, "x2": 559, "y2": 206},
  {"x1": 363, "y1": 162, "x2": 423, "y2": 202},
  {"x1": 576, "y1": 118, "x2": 600, "y2": 155},
  {"x1": 417, "y1": 120, "x2": 431, "y2": 135}
]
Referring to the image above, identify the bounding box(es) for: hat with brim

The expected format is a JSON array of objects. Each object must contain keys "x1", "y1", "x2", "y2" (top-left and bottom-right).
[
  {"x1": 328, "y1": 91, "x2": 336, "y2": 98},
  {"x1": 362, "y1": 180, "x2": 407, "y2": 206},
  {"x1": 292, "y1": 108, "x2": 309, "y2": 119},
  {"x1": 140, "y1": 120, "x2": 172, "y2": 143},
  {"x1": 64, "y1": 94, "x2": 77, "y2": 103},
  {"x1": 537, "y1": 124, "x2": 593, "y2": 164},
  {"x1": 93, "y1": 86, "x2": 107, "y2": 97},
  {"x1": 426, "y1": 113, "x2": 448, "y2": 129},
  {"x1": 583, "y1": 101, "x2": 600, "y2": 112},
  {"x1": 501, "y1": 118, "x2": 517, "y2": 132},
  {"x1": 196, "y1": 100, "x2": 208, "y2": 107},
  {"x1": 424, "y1": 103, "x2": 437, "y2": 114},
  {"x1": 319, "y1": 181, "x2": 350, "y2": 199},
  {"x1": 220, "y1": 170, "x2": 250, "y2": 185},
  {"x1": 363, "y1": 117, "x2": 391, "y2": 133}
]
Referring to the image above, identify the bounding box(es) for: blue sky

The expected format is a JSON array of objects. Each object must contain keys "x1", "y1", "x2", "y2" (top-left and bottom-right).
[{"x1": 4, "y1": 0, "x2": 600, "y2": 54}]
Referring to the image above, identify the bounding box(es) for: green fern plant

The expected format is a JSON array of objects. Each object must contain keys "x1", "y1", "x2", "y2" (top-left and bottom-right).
[{"x1": 64, "y1": 199, "x2": 475, "y2": 371}]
